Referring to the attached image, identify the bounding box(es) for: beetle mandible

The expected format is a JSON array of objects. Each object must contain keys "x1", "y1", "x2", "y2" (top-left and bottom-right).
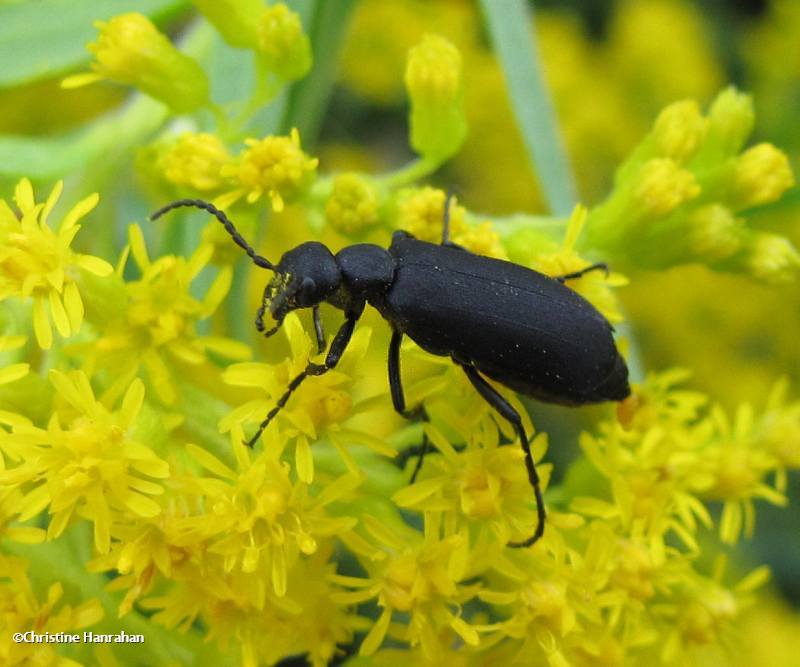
[{"x1": 151, "y1": 197, "x2": 630, "y2": 547}]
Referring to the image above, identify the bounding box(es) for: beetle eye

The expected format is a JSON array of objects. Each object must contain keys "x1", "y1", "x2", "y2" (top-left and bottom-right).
[{"x1": 297, "y1": 277, "x2": 317, "y2": 305}]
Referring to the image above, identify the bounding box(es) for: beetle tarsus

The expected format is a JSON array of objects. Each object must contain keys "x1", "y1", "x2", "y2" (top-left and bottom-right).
[{"x1": 555, "y1": 262, "x2": 609, "y2": 284}]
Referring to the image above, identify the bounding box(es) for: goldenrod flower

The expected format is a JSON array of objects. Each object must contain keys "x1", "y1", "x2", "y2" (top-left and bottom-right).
[
  {"x1": 159, "y1": 132, "x2": 234, "y2": 192},
  {"x1": 178, "y1": 441, "x2": 359, "y2": 598},
  {"x1": 257, "y1": 3, "x2": 313, "y2": 82},
  {"x1": 0, "y1": 371, "x2": 169, "y2": 554},
  {"x1": 333, "y1": 515, "x2": 479, "y2": 660},
  {"x1": 194, "y1": 0, "x2": 263, "y2": 50},
  {"x1": 218, "y1": 128, "x2": 318, "y2": 212},
  {"x1": 0, "y1": 555, "x2": 104, "y2": 662},
  {"x1": 0, "y1": 179, "x2": 112, "y2": 349},
  {"x1": 405, "y1": 34, "x2": 467, "y2": 161},
  {"x1": 395, "y1": 186, "x2": 466, "y2": 243},
  {"x1": 73, "y1": 225, "x2": 248, "y2": 405},
  {"x1": 62, "y1": 13, "x2": 210, "y2": 113},
  {"x1": 393, "y1": 424, "x2": 547, "y2": 546},
  {"x1": 325, "y1": 173, "x2": 381, "y2": 235},
  {"x1": 222, "y1": 313, "x2": 395, "y2": 482}
]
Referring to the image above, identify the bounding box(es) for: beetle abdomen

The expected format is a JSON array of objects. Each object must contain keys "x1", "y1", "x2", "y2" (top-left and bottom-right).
[{"x1": 374, "y1": 236, "x2": 630, "y2": 405}]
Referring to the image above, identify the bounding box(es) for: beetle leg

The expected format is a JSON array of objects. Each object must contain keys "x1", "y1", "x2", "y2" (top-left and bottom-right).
[
  {"x1": 457, "y1": 362, "x2": 546, "y2": 548},
  {"x1": 244, "y1": 312, "x2": 360, "y2": 447},
  {"x1": 312, "y1": 305, "x2": 326, "y2": 354},
  {"x1": 554, "y1": 262, "x2": 609, "y2": 283},
  {"x1": 388, "y1": 330, "x2": 430, "y2": 482}
]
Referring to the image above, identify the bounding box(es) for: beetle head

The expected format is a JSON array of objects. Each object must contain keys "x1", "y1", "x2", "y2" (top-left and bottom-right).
[{"x1": 258, "y1": 242, "x2": 341, "y2": 336}]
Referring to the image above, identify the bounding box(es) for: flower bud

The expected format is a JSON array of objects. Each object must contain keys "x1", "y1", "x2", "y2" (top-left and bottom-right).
[
  {"x1": 732, "y1": 143, "x2": 794, "y2": 209},
  {"x1": 744, "y1": 233, "x2": 800, "y2": 284},
  {"x1": 705, "y1": 87, "x2": 755, "y2": 158},
  {"x1": 65, "y1": 13, "x2": 210, "y2": 113},
  {"x1": 687, "y1": 205, "x2": 743, "y2": 261},
  {"x1": 405, "y1": 34, "x2": 467, "y2": 161},
  {"x1": 325, "y1": 173, "x2": 380, "y2": 235},
  {"x1": 257, "y1": 3, "x2": 312, "y2": 82},
  {"x1": 652, "y1": 100, "x2": 707, "y2": 162},
  {"x1": 633, "y1": 159, "x2": 700, "y2": 219},
  {"x1": 194, "y1": 0, "x2": 263, "y2": 49}
]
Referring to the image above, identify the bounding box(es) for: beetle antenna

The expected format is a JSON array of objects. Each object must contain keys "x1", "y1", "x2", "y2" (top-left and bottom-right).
[{"x1": 150, "y1": 199, "x2": 276, "y2": 270}]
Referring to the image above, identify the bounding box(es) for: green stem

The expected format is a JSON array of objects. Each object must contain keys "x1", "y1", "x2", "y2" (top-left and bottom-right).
[
  {"x1": 380, "y1": 157, "x2": 442, "y2": 189},
  {"x1": 479, "y1": 0, "x2": 577, "y2": 215}
]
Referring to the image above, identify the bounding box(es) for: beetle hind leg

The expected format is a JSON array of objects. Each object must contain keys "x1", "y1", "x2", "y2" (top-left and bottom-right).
[
  {"x1": 458, "y1": 362, "x2": 546, "y2": 548},
  {"x1": 389, "y1": 330, "x2": 430, "y2": 482}
]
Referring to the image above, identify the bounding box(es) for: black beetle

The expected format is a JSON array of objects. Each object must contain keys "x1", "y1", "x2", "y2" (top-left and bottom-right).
[{"x1": 151, "y1": 198, "x2": 630, "y2": 547}]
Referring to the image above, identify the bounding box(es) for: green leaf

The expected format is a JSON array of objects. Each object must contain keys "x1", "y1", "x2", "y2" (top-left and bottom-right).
[
  {"x1": 479, "y1": 0, "x2": 576, "y2": 216},
  {"x1": 0, "y1": 95, "x2": 168, "y2": 180},
  {"x1": 0, "y1": 0, "x2": 189, "y2": 90}
]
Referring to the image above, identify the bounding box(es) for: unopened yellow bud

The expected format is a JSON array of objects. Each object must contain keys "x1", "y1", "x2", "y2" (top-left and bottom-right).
[
  {"x1": 194, "y1": 0, "x2": 263, "y2": 49},
  {"x1": 707, "y1": 87, "x2": 754, "y2": 156},
  {"x1": 687, "y1": 205, "x2": 742, "y2": 261},
  {"x1": 633, "y1": 158, "x2": 700, "y2": 218},
  {"x1": 453, "y1": 222, "x2": 506, "y2": 259},
  {"x1": 745, "y1": 233, "x2": 800, "y2": 284},
  {"x1": 258, "y1": 3, "x2": 312, "y2": 82},
  {"x1": 732, "y1": 143, "x2": 794, "y2": 209},
  {"x1": 405, "y1": 34, "x2": 467, "y2": 161},
  {"x1": 160, "y1": 133, "x2": 233, "y2": 192},
  {"x1": 652, "y1": 100, "x2": 707, "y2": 162},
  {"x1": 69, "y1": 14, "x2": 210, "y2": 113},
  {"x1": 325, "y1": 173, "x2": 380, "y2": 235}
]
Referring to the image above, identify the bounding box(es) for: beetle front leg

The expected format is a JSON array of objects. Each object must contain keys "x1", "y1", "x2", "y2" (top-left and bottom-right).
[
  {"x1": 388, "y1": 329, "x2": 430, "y2": 482},
  {"x1": 458, "y1": 362, "x2": 546, "y2": 548},
  {"x1": 312, "y1": 305, "x2": 326, "y2": 354},
  {"x1": 245, "y1": 312, "x2": 360, "y2": 447}
]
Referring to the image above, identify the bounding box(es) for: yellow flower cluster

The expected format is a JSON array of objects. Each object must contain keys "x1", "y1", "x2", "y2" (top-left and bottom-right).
[
  {"x1": 2, "y1": 3, "x2": 797, "y2": 664},
  {"x1": 584, "y1": 88, "x2": 797, "y2": 282}
]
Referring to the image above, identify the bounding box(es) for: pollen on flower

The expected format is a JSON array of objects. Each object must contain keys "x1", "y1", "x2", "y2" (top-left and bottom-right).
[
  {"x1": 220, "y1": 129, "x2": 318, "y2": 212},
  {"x1": 0, "y1": 179, "x2": 112, "y2": 349},
  {"x1": 159, "y1": 132, "x2": 233, "y2": 192}
]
